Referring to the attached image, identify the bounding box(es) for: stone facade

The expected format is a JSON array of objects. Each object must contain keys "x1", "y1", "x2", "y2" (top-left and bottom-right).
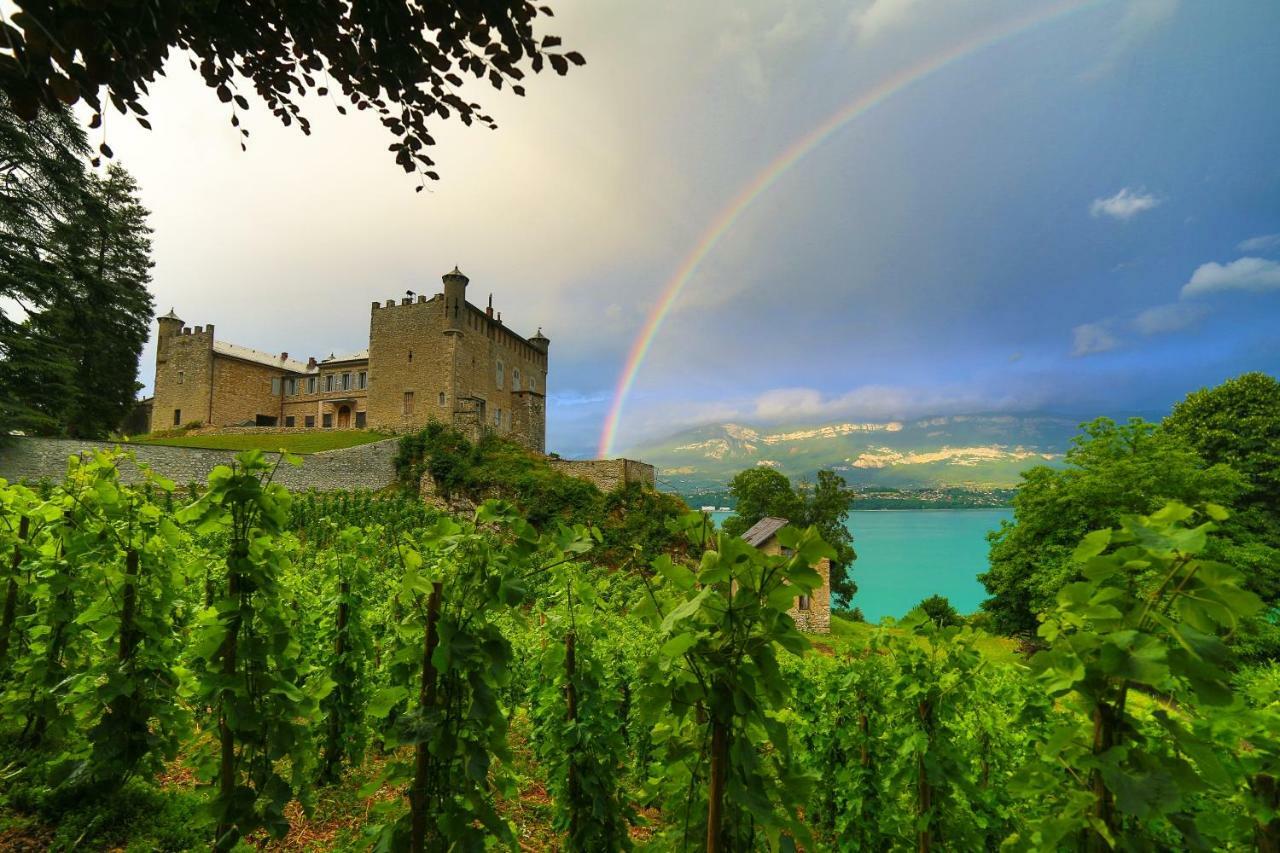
[
  {"x1": 546, "y1": 458, "x2": 656, "y2": 492},
  {"x1": 149, "y1": 268, "x2": 548, "y2": 451},
  {"x1": 753, "y1": 527, "x2": 832, "y2": 634},
  {"x1": 0, "y1": 436, "x2": 399, "y2": 492}
]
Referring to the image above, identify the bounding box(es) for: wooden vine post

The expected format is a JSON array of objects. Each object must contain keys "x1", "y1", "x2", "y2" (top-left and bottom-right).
[
  {"x1": 216, "y1": 544, "x2": 245, "y2": 846},
  {"x1": 0, "y1": 515, "x2": 30, "y2": 669},
  {"x1": 323, "y1": 577, "x2": 351, "y2": 775},
  {"x1": 565, "y1": 630, "x2": 579, "y2": 841},
  {"x1": 1254, "y1": 773, "x2": 1279, "y2": 853},
  {"x1": 119, "y1": 548, "x2": 138, "y2": 662},
  {"x1": 706, "y1": 712, "x2": 729, "y2": 853},
  {"x1": 411, "y1": 582, "x2": 443, "y2": 853},
  {"x1": 916, "y1": 698, "x2": 934, "y2": 853}
]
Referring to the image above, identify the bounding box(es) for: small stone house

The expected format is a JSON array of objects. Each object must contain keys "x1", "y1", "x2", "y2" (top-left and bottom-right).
[{"x1": 741, "y1": 517, "x2": 831, "y2": 633}]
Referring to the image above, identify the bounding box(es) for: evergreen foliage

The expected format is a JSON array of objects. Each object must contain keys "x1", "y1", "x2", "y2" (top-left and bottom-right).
[
  {"x1": 0, "y1": 0, "x2": 584, "y2": 183},
  {"x1": 0, "y1": 97, "x2": 153, "y2": 438}
]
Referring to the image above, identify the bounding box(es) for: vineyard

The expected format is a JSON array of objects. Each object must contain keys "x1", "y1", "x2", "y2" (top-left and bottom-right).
[{"x1": 0, "y1": 447, "x2": 1277, "y2": 852}]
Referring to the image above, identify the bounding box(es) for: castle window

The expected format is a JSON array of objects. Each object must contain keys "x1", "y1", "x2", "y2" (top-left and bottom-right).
[
  {"x1": 177, "y1": 371, "x2": 185, "y2": 385},
  {"x1": 286, "y1": 378, "x2": 297, "y2": 395},
  {"x1": 355, "y1": 411, "x2": 366, "y2": 428},
  {"x1": 408, "y1": 350, "x2": 413, "y2": 363},
  {"x1": 512, "y1": 368, "x2": 521, "y2": 392},
  {"x1": 494, "y1": 408, "x2": 501, "y2": 426},
  {"x1": 305, "y1": 415, "x2": 315, "y2": 428},
  {"x1": 403, "y1": 391, "x2": 415, "y2": 416},
  {"x1": 285, "y1": 416, "x2": 295, "y2": 427},
  {"x1": 322, "y1": 413, "x2": 333, "y2": 428},
  {"x1": 271, "y1": 377, "x2": 281, "y2": 395},
  {"x1": 496, "y1": 361, "x2": 504, "y2": 389},
  {"x1": 325, "y1": 374, "x2": 334, "y2": 392},
  {"x1": 308, "y1": 376, "x2": 317, "y2": 394},
  {"x1": 438, "y1": 391, "x2": 446, "y2": 407},
  {"x1": 358, "y1": 371, "x2": 367, "y2": 390},
  {"x1": 173, "y1": 408, "x2": 181, "y2": 426},
  {"x1": 797, "y1": 594, "x2": 811, "y2": 611},
  {"x1": 342, "y1": 372, "x2": 351, "y2": 391}
]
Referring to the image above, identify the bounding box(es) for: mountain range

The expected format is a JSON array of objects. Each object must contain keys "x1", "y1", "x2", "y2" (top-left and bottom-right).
[{"x1": 626, "y1": 414, "x2": 1097, "y2": 492}]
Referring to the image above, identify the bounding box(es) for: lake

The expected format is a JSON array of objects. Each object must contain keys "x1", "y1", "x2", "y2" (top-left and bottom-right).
[{"x1": 709, "y1": 508, "x2": 1013, "y2": 622}]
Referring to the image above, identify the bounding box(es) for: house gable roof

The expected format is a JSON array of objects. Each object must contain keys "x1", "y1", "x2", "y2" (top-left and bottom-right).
[{"x1": 741, "y1": 516, "x2": 789, "y2": 547}]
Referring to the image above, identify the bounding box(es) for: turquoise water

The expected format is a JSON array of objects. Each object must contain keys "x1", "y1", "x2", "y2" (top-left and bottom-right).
[{"x1": 709, "y1": 509, "x2": 1012, "y2": 622}]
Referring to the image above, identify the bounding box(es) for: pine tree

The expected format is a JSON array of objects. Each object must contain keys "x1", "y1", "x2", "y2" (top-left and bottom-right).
[
  {"x1": 1, "y1": 97, "x2": 154, "y2": 438},
  {"x1": 0, "y1": 95, "x2": 88, "y2": 435},
  {"x1": 38, "y1": 164, "x2": 155, "y2": 437}
]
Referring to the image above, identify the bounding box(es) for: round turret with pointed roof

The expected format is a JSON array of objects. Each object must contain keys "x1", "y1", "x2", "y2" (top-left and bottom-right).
[
  {"x1": 442, "y1": 265, "x2": 469, "y2": 284},
  {"x1": 159, "y1": 308, "x2": 182, "y2": 322},
  {"x1": 530, "y1": 327, "x2": 550, "y2": 351}
]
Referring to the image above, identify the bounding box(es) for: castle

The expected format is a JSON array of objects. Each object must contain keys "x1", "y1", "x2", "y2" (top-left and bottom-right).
[{"x1": 152, "y1": 268, "x2": 548, "y2": 451}]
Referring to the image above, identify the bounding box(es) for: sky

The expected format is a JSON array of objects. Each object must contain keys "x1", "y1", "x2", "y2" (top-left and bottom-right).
[{"x1": 92, "y1": 0, "x2": 1280, "y2": 458}]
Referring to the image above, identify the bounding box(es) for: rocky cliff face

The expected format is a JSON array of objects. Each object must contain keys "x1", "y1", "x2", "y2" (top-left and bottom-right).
[{"x1": 631, "y1": 414, "x2": 1086, "y2": 490}]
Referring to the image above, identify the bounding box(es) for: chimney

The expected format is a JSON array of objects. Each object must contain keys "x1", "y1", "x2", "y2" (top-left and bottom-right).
[
  {"x1": 307, "y1": 356, "x2": 317, "y2": 369},
  {"x1": 280, "y1": 352, "x2": 288, "y2": 361},
  {"x1": 486, "y1": 294, "x2": 494, "y2": 319},
  {"x1": 496, "y1": 311, "x2": 502, "y2": 324}
]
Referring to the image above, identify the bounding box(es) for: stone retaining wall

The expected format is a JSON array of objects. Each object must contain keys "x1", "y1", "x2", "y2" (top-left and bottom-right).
[
  {"x1": 545, "y1": 458, "x2": 656, "y2": 492},
  {"x1": 0, "y1": 436, "x2": 399, "y2": 492}
]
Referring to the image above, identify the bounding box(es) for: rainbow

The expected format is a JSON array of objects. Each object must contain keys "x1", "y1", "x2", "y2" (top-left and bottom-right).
[{"x1": 598, "y1": 0, "x2": 1111, "y2": 458}]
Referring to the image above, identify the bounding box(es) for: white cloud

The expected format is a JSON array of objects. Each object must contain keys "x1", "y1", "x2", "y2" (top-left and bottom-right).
[
  {"x1": 851, "y1": 0, "x2": 929, "y2": 43},
  {"x1": 1090, "y1": 187, "x2": 1161, "y2": 221},
  {"x1": 1132, "y1": 302, "x2": 1204, "y2": 335},
  {"x1": 1083, "y1": 0, "x2": 1180, "y2": 78},
  {"x1": 1238, "y1": 233, "x2": 1280, "y2": 253},
  {"x1": 1181, "y1": 257, "x2": 1280, "y2": 298},
  {"x1": 1071, "y1": 322, "x2": 1120, "y2": 356}
]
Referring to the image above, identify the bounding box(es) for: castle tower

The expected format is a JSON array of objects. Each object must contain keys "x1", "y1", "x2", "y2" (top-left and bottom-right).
[
  {"x1": 442, "y1": 266, "x2": 468, "y2": 335},
  {"x1": 530, "y1": 327, "x2": 550, "y2": 354},
  {"x1": 156, "y1": 308, "x2": 183, "y2": 359}
]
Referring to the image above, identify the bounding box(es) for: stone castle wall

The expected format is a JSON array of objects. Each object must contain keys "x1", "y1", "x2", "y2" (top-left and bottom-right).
[
  {"x1": 0, "y1": 437, "x2": 399, "y2": 492},
  {"x1": 545, "y1": 458, "x2": 656, "y2": 492},
  {"x1": 210, "y1": 355, "x2": 283, "y2": 426},
  {"x1": 366, "y1": 295, "x2": 547, "y2": 447}
]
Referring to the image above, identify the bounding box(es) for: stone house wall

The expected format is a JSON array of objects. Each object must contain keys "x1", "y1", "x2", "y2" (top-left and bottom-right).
[
  {"x1": 0, "y1": 437, "x2": 399, "y2": 492},
  {"x1": 756, "y1": 535, "x2": 832, "y2": 633}
]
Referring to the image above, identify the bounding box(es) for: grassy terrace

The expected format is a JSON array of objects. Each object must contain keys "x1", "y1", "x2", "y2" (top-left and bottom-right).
[{"x1": 130, "y1": 430, "x2": 392, "y2": 454}]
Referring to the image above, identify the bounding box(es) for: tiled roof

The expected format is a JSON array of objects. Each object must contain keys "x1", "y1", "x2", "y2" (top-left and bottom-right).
[
  {"x1": 320, "y1": 349, "x2": 369, "y2": 364},
  {"x1": 212, "y1": 341, "x2": 310, "y2": 373},
  {"x1": 741, "y1": 516, "x2": 789, "y2": 547}
]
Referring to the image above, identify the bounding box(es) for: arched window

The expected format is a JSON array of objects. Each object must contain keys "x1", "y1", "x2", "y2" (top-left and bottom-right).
[
  {"x1": 496, "y1": 360, "x2": 504, "y2": 390},
  {"x1": 512, "y1": 368, "x2": 521, "y2": 392}
]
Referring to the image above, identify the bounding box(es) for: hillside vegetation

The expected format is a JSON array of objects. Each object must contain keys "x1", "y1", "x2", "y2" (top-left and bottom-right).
[{"x1": 0, "y1": 377, "x2": 1277, "y2": 851}]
